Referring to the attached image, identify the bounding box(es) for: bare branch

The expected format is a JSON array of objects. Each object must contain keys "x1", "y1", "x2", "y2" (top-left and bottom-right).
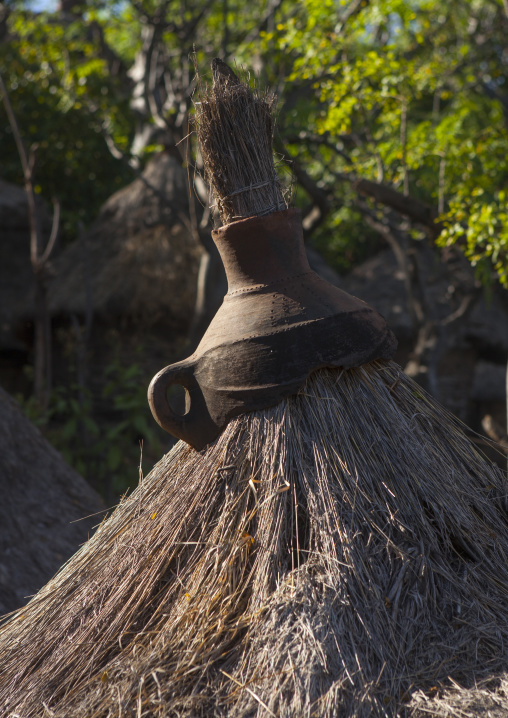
[
  {"x1": 361, "y1": 208, "x2": 425, "y2": 328},
  {"x1": 438, "y1": 155, "x2": 446, "y2": 216},
  {"x1": 88, "y1": 20, "x2": 127, "y2": 78},
  {"x1": 148, "y1": 42, "x2": 170, "y2": 130},
  {"x1": 400, "y1": 99, "x2": 409, "y2": 196},
  {"x1": 240, "y1": 0, "x2": 284, "y2": 47},
  {"x1": 180, "y1": 4, "x2": 209, "y2": 43},
  {"x1": 440, "y1": 289, "x2": 480, "y2": 327},
  {"x1": 336, "y1": 0, "x2": 370, "y2": 30},
  {"x1": 39, "y1": 198, "x2": 60, "y2": 266},
  {"x1": 482, "y1": 414, "x2": 508, "y2": 454},
  {"x1": 132, "y1": 0, "x2": 175, "y2": 30},
  {"x1": 102, "y1": 123, "x2": 198, "y2": 237},
  {"x1": 102, "y1": 121, "x2": 141, "y2": 168},
  {"x1": 0, "y1": 72, "x2": 29, "y2": 172},
  {"x1": 0, "y1": 74, "x2": 46, "y2": 268},
  {"x1": 141, "y1": 24, "x2": 161, "y2": 122},
  {"x1": 278, "y1": 145, "x2": 330, "y2": 235},
  {"x1": 284, "y1": 131, "x2": 354, "y2": 164},
  {"x1": 0, "y1": 71, "x2": 53, "y2": 408},
  {"x1": 353, "y1": 177, "x2": 442, "y2": 234}
]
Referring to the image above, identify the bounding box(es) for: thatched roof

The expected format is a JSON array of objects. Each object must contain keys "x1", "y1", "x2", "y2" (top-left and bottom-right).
[
  {"x1": 47, "y1": 152, "x2": 202, "y2": 331},
  {"x1": 0, "y1": 385, "x2": 104, "y2": 615},
  {"x1": 3, "y1": 363, "x2": 508, "y2": 715},
  {"x1": 338, "y1": 247, "x2": 508, "y2": 359}
]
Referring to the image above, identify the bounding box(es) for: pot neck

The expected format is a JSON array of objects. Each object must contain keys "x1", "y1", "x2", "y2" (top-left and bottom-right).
[{"x1": 212, "y1": 208, "x2": 310, "y2": 293}]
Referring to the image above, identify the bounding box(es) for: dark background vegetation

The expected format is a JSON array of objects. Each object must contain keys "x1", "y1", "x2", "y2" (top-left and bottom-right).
[{"x1": 1, "y1": 0, "x2": 508, "y2": 500}]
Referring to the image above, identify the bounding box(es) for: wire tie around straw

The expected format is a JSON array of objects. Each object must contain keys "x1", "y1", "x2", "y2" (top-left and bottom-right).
[
  {"x1": 230, "y1": 201, "x2": 287, "y2": 220},
  {"x1": 222, "y1": 176, "x2": 280, "y2": 201}
]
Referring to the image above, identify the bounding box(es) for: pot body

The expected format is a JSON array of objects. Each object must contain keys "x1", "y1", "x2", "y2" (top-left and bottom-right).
[{"x1": 148, "y1": 208, "x2": 396, "y2": 450}]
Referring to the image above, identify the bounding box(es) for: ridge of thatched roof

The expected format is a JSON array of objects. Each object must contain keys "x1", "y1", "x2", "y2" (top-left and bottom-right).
[
  {"x1": 47, "y1": 153, "x2": 201, "y2": 329},
  {"x1": 0, "y1": 385, "x2": 104, "y2": 615}
]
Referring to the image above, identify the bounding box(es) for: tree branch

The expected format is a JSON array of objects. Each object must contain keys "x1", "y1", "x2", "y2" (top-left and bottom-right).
[
  {"x1": 240, "y1": 0, "x2": 284, "y2": 47},
  {"x1": 277, "y1": 143, "x2": 330, "y2": 235},
  {"x1": 482, "y1": 415, "x2": 508, "y2": 454},
  {"x1": 400, "y1": 99, "x2": 409, "y2": 196},
  {"x1": 440, "y1": 288, "x2": 481, "y2": 327},
  {"x1": 39, "y1": 198, "x2": 60, "y2": 266},
  {"x1": 361, "y1": 207, "x2": 425, "y2": 329},
  {"x1": 353, "y1": 177, "x2": 442, "y2": 234},
  {"x1": 0, "y1": 71, "x2": 55, "y2": 408},
  {"x1": 335, "y1": 0, "x2": 370, "y2": 33},
  {"x1": 284, "y1": 131, "x2": 354, "y2": 164}
]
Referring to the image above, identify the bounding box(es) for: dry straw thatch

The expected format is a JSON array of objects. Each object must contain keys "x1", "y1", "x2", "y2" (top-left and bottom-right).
[
  {"x1": 0, "y1": 386, "x2": 103, "y2": 616},
  {"x1": 3, "y1": 61, "x2": 508, "y2": 717},
  {"x1": 2, "y1": 364, "x2": 508, "y2": 716},
  {"x1": 194, "y1": 58, "x2": 288, "y2": 224}
]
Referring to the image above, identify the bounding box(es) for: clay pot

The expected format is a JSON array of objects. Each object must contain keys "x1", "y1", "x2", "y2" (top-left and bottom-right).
[{"x1": 148, "y1": 208, "x2": 396, "y2": 450}]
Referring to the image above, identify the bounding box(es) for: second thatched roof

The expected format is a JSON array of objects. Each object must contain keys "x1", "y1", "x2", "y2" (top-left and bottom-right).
[
  {"x1": 0, "y1": 385, "x2": 104, "y2": 616},
  {"x1": 47, "y1": 152, "x2": 201, "y2": 332}
]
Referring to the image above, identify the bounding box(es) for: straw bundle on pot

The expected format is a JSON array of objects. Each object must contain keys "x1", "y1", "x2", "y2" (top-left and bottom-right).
[
  {"x1": 196, "y1": 58, "x2": 287, "y2": 224},
  {"x1": 2, "y1": 62, "x2": 508, "y2": 718}
]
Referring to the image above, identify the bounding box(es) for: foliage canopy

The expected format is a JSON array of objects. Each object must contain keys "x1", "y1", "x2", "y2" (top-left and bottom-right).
[{"x1": 2, "y1": 0, "x2": 507, "y2": 273}]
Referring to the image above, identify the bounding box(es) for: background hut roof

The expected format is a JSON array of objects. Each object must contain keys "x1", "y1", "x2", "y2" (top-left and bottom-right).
[
  {"x1": 47, "y1": 152, "x2": 202, "y2": 331},
  {"x1": 339, "y1": 247, "x2": 508, "y2": 358},
  {"x1": 0, "y1": 386, "x2": 104, "y2": 615}
]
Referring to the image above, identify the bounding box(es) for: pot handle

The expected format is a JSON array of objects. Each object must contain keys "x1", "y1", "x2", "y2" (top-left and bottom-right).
[{"x1": 148, "y1": 361, "x2": 214, "y2": 449}]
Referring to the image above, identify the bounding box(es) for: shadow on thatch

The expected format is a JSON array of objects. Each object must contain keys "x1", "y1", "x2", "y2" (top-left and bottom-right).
[{"x1": 0, "y1": 385, "x2": 104, "y2": 616}]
